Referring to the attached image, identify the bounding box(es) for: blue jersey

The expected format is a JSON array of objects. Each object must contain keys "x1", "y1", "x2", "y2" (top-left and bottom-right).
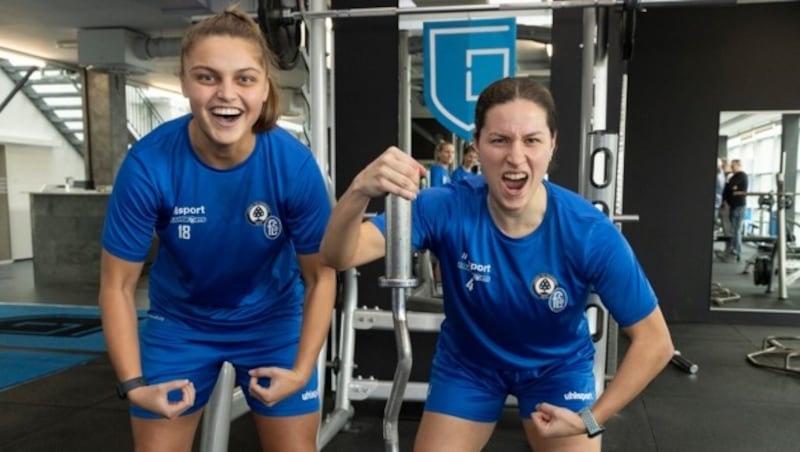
[
  {"x1": 103, "y1": 115, "x2": 331, "y2": 339},
  {"x1": 372, "y1": 178, "x2": 657, "y2": 370},
  {"x1": 451, "y1": 167, "x2": 479, "y2": 183},
  {"x1": 428, "y1": 164, "x2": 450, "y2": 187}
]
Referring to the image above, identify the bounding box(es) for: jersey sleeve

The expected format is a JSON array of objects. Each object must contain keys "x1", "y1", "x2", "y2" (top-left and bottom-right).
[
  {"x1": 284, "y1": 153, "x2": 332, "y2": 255},
  {"x1": 102, "y1": 154, "x2": 160, "y2": 262},
  {"x1": 583, "y1": 220, "x2": 658, "y2": 327}
]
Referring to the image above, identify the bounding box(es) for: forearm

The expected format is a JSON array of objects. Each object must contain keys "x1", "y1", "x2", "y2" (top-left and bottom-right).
[
  {"x1": 292, "y1": 267, "x2": 337, "y2": 379},
  {"x1": 591, "y1": 323, "x2": 673, "y2": 424},
  {"x1": 320, "y1": 187, "x2": 372, "y2": 270},
  {"x1": 99, "y1": 287, "x2": 143, "y2": 381}
]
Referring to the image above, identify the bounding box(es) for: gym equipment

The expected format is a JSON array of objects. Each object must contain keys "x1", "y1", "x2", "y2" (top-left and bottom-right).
[
  {"x1": 258, "y1": 0, "x2": 303, "y2": 70},
  {"x1": 746, "y1": 336, "x2": 800, "y2": 375},
  {"x1": 710, "y1": 282, "x2": 741, "y2": 305},
  {"x1": 671, "y1": 350, "x2": 699, "y2": 374}
]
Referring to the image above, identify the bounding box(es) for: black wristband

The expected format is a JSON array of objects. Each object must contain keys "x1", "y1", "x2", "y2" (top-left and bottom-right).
[{"x1": 116, "y1": 376, "x2": 147, "y2": 399}]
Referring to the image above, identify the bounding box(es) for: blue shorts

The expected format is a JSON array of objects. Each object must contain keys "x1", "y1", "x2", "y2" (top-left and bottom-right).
[
  {"x1": 131, "y1": 312, "x2": 320, "y2": 419},
  {"x1": 425, "y1": 347, "x2": 596, "y2": 422}
]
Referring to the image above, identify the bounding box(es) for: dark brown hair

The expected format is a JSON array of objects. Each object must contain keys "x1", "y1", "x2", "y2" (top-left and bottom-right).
[
  {"x1": 179, "y1": 5, "x2": 281, "y2": 131},
  {"x1": 473, "y1": 77, "x2": 557, "y2": 140}
]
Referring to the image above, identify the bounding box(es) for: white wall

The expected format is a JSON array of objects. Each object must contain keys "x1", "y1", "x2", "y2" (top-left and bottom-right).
[{"x1": 0, "y1": 71, "x2": 85, "y2": 259}]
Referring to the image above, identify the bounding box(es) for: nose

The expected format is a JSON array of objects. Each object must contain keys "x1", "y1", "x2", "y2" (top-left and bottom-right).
[
  {"x1": 216, "y1": 79, "x2": 235, "y2": 100},
  {"x1": 506, "y1": 141, "x2": 526, "y2": 166}
]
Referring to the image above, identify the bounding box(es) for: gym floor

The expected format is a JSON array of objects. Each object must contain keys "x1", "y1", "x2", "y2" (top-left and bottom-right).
[{"x1": 1, "y1": 259, "x2": 799, "y2": 452}]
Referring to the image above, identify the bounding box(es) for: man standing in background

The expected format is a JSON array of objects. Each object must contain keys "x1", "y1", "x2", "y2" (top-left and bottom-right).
[{"x1": 722, "y1": 159, "x2": 748, "y2": 261}]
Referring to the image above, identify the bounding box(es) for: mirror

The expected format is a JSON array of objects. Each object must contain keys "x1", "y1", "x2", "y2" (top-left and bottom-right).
[{"x1": 711, "y1": 110, "x2": 800, "y2": 313}]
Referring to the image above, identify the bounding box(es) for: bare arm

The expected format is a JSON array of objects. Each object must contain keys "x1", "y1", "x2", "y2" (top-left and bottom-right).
[
  {"x1": 532, "y1": 306, "x2": 673, "y2": 437},
  {"x1": 292, "y1": 253, "x2": 338, "y2": 381},
  {"x1": 99, "y1": 249, "x2": 195, "y2": 418},
  {"x1": 591, "y1": 306, "x2": 674, "y2": 424},
  {"x1": 98, "y1": 249, "x2": 146, "y2": 383},
  {"x1": 320, "y1": 146, "x2": 426, "y2": 270}
]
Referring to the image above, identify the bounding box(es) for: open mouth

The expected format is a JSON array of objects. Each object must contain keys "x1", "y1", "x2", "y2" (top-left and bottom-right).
[
  {"x1": 502, "y1": 172, "x2": 528, "y2": 192},
  {"x1": 210, "y1": 107, "x2": 244, "y2": 124}
]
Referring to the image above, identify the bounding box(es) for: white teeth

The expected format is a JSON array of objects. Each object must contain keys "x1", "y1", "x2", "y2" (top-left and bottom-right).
[
  {"x1": 503, "y1": 173, "x2": 527, "y2": 181},
  {"x1": 211, "y1": 107, "x2": 242, "y2": 115}
]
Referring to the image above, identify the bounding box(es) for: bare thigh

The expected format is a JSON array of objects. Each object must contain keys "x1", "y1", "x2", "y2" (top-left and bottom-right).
[
  {"x1": 414, "y1": 411, "x2": 495, "y2": 452},
  {"x1": 131, "y1": 409, "x2": 204, "y2": 452},
  {"x1": 252, "y1": 411, "x2": 320, "y2": 452},
  {"x1": 521, "y1": 418, "x2": 600, "y2": 452}
]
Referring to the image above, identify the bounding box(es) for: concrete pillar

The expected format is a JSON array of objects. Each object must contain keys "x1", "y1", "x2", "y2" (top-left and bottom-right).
[
  {"x1": 83, "y1": 70, "x2": 129, "y2": 187},
  {"x1": 0, "y1": 145, "x2": 11, "y2": 263},
  {"x1": 718, "y1": 135, "x2": 728, "y2": 161}
]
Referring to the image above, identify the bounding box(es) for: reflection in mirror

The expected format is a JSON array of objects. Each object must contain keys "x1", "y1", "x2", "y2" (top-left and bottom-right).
[{"x1": 711, "y1": 111, "x2": 800, "y2": 313}]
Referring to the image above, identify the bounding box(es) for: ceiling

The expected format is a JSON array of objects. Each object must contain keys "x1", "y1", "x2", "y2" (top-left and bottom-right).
[{"x1": 0, "y1": 0, "x2": 551, "y2": 105}]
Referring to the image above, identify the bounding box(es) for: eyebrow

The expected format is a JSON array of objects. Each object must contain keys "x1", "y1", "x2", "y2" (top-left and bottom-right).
[{"x1": 188, "y1": 65, "x2": 263, "y2": 74}]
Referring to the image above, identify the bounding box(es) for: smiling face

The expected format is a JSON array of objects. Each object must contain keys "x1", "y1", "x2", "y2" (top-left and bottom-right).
[
  {"x1": 475, "y1": 98, "x2": 555, "y2": 217},
  {"x1": 180, "y1": 35, "x2": 269, "y2": 163}
]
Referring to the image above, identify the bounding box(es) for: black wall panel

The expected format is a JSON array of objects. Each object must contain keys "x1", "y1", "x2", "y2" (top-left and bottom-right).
[{"x1": 604, "y1": 4, "x2": 800, "y2": 323}]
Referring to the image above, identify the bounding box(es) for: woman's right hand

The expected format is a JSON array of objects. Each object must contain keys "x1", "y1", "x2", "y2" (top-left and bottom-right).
[
  {"x1": 351, "y1": 146, "x2": 427, "y2": 201},
  {"x1": 127, "y1": 379, "x2": 196, "y2": 420}
]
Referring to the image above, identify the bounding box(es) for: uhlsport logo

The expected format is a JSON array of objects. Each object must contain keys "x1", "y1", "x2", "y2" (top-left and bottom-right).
[
  {"x1": 457, "y1": 252, "x2": 492, "y2": 291},
  {"x1": 301, "y1": 389, "x2": 319, "y2": 401},
  {"x1": 563, "y1": 391, "x2": 594, "y2": 402},
  {"x1": 171, "y1": 205, "x2": 208, "y2": 224}
]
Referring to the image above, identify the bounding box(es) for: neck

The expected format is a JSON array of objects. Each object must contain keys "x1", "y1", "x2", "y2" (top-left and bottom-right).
[
  {"x1": 189, "y1": 121, "x2": 255, "y2": 169},
  {"x1": 487, "y1": 182, "x2": 547, "y2": 238}
]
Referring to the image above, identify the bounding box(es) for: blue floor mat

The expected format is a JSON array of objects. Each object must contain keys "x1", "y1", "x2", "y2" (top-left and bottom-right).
[
  {"x1": 0, "y1": 303, "x2": 145, "y2": 353},
  {"x1": 0, "y1": 350, "x2": 95, "y2": 391}
]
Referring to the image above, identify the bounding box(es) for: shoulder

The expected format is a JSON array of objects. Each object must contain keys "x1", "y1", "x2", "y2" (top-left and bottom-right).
[
  {"x1": 259, "y1": 126, "x2": 313, "y2": 159},
  {"x1": 545, "y1": 181, "x2": 610, "y2": 230}
]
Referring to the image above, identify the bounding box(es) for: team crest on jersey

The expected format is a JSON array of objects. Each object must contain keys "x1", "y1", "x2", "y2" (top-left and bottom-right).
[
  {"x1": 532, "y1": 273, "x2": 557, "y2": 298},
  {"x1": 264, "y1": 216, "x2": 282, "y2": 240},
  {"x1": 246, "y1": 202, "x2": 271, "y2": 225},
  {"x1": 548, "y1": 287, "x2": 568, "y2": 313}
]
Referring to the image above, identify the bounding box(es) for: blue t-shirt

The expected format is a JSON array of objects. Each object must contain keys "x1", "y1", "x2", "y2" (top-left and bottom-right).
[
  {"x1": 102, "y1": 115, "x2": 331, "y2": 338},
  {"x1": 451, "y1": 167, "x2": 479, "y2": 183},
  {"x1": 372, "y1": 178, "x2": 657, "y2": 370},
  {"x1": 428, "y1": 164, "x2": 450, "y2": 187}
]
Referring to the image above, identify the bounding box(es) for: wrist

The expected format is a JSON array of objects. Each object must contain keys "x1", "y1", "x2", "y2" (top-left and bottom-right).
[
  {"x1": 578, "y1": 407, "x2": 606, "y2": 438},
  {"x1": 116, "y1": 376, "x2": 148, "y2": 399}
]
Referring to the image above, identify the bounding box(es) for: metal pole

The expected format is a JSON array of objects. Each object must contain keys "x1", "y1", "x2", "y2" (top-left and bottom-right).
[
  {"x1": 287, "y1": 0, "x2": 788, "y2": 20},
  {"x1": 309, "y1": 0, "x2": 328, "y2": 174},
  {"x1": 399, "y1": 30, "x2": 412, "y2": 152},
  {"x1": 578, "y1": 7, "x2": 595, "y2": 197},
  {"x1": 378, "y1": 190, "x2": 418, "y2": 452},
  {"x1": 777, "y1": 171, "x2": 788, "y2": 300}
]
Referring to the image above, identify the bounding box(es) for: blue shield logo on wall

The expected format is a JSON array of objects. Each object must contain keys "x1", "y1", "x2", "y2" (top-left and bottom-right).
[{"x1": 423, "y1": 18, "x2": 516, "y2": 140}]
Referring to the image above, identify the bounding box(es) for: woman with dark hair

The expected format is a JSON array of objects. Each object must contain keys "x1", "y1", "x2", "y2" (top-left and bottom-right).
[{"x1": 320, "y1": 76, "x2": 673, "y2": 452}]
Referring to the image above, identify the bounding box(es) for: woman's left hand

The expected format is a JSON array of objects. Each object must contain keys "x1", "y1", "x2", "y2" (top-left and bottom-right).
[
  {"x1": 530, "y1": 402, "x2": 586, "y2": 438},
  {"x1": 247, "y1": 366, "x2": 308, "y2": 407}
]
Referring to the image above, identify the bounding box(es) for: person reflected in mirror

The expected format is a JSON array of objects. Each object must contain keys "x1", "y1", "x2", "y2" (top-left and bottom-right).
[
  {"x1": 714, "y1": 158, "x2": 726, "y2": 237},
  {"x1": 452, "y1": 142, "x2": 481, "y2": 183},
  {"x1": 721, "y1": 159, "x2": 748, "y2": 262},
  {"x1": 319, "y1": 76, "x2": 674, "y2": 452},
  {"x1": 98, "y1": 6, "x2": 336, "y2": 451}
]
